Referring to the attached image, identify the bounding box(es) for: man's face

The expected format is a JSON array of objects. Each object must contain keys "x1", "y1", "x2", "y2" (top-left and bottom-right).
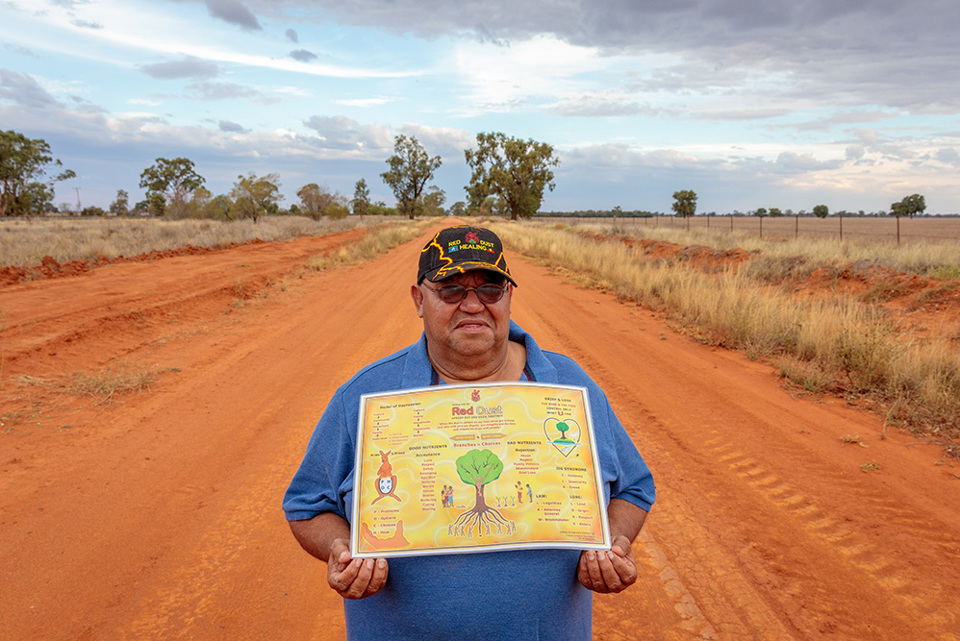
[{"x1": 410, "y1": 270, "x2": 512, "y2": 364}]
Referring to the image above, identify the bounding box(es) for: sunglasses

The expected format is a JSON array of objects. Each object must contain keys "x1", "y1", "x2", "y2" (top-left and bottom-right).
[{"x1": 423, "y1": 282, "x2": 508, "y2": 305}]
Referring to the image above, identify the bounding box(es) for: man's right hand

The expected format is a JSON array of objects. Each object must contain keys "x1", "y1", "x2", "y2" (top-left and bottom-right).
[{"x1": 327, "y1": 538, "x2": 389, "y2": 599}]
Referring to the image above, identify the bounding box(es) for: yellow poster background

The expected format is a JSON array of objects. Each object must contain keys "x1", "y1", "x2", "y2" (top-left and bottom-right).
[{"x1": 350, "y1": 383, "x2": 609, "y2": 558}]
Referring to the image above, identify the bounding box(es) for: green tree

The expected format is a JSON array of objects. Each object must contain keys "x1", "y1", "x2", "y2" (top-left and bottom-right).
[
  {"x1": 209, "y1": 194, "x2": 232, "y2": 220},
  {"x1": 297, "y1": 182, "x2": 349, "y2": 219},
  {"x1": 109, "y1": 189, "x2": 130, "y2": 217},
  {"x1": 769, "y1": 207, "x2": 783, "y2": 217},
  {"x1": 0, "y1": 130, "x2": 74, "y2": 216},
  {"x1": 671, "y1": 190, "x2": 697, "y2": 218},
  {"x1": 463, "y1": 132, "x2": 558, "y2": 220},
  {"x1": 754, "y1": 207, "x2": 768, "y2": 218},
  {"x1": 230, "y1": 172, "x2": 282, "y2": 223},
  {"x1": 423, "y1": 186, "x2": 446, "y2": 216},
  {"x1": 892, "y1": 193, "x2": 925, "y2": 218},
  {"x1": 352, "y1": 178, "x2": 370, "y2": 217},
  {"x1": 448, "y1": 201, "x2": 466, "y2": 217},
  {"x1": 139, "y1": 157, "x2": 205, "y2": 218},
  {"x1": 81, "y1": 205, "x2": 106, "y2": 217},
  {"x1": 296, "y1": 183, "x2": 330, "y2": 219},
  {"x1": 451, "y1": 449, "x2": 515, "y2": 537},
  {"x1": 326, "y1": 198, "x2": 350, "y2": 219},
  {"x1": 813, "y1": 204, "x2": 829, "y2": 218},
  {"x1": 381, "y1": 135, "x2": 442, "y2": 220},
  {"x1": 21, "y1": 181, "x2": 56, "y2": 215},
  {"x1": 184, "y1": 186, "x2": 212, "y2": 218}
]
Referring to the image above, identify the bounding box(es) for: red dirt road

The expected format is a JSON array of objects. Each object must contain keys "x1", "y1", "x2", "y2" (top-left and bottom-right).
[{"x1": 2, "y1": 225, "x2": 959, "y2": 640}]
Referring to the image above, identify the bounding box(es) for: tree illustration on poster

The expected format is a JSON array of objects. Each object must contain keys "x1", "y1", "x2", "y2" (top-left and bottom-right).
[{"x1": 451, "y1": 449, "x2": 516, "y2": 538}]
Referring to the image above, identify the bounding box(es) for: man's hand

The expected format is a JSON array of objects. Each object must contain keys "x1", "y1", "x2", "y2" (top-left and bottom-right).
[
  {"x1": 576, "y1": 534, "x2": 638, "y2": 593},
  {"x1": 327, "y1": 538, "x2": 389, "y2": 599}
]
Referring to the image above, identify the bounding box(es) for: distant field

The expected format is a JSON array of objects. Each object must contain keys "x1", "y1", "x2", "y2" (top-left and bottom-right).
[
  {"x1": 0, "y1": 216, "x2": 376, "y2": 267},
  {"x1": 577, "y1": 214, "x2": 960, "y2": 244}
]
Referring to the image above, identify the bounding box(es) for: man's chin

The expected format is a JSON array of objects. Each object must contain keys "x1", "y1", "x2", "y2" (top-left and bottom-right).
[{"x1": 450, "y1": 334, "x2": 496, "y2": 356}]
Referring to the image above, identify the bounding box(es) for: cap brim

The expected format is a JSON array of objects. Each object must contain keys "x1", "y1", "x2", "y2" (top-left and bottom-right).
[{"x1": 422, "y1": 262, "x2": 517, "y2": 287}]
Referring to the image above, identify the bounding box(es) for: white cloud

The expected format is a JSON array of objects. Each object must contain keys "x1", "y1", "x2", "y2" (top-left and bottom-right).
[
  {"x1": 332, "y1": 97, "x2": 396, "y2": 108},
  {"x1": 449, "y1": 35, "x2": 619, "y2": 115}
]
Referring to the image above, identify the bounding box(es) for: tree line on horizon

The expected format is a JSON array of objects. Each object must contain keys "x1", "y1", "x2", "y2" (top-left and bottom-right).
[{"x1": 0, "y1": 128, "x2": 933, "y2": 221}]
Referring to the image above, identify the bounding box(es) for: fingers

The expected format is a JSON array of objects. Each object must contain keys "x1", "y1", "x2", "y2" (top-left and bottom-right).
[
  {"x1": 366, "y1": 558, "x2": 389, "y2": 595},
  {"x1": 327, "y1": 542, "x2": 389, "y2": 600},
  {"x1": 577, "y1": 542, "x2": 638, "y2": 594}
]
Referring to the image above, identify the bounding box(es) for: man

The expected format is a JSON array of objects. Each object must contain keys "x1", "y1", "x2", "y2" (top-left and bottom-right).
[{"x1": 283, "y1": 225, "x2": 655, "y2": 640}]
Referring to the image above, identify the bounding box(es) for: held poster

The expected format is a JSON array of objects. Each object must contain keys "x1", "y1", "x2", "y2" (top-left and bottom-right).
[{"x1": 350, "y1": 383, "x2": 610, "y2": 558}]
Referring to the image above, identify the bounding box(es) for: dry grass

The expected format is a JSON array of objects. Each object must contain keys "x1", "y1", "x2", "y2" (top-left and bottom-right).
[
  {"x1": 565, "y1": 219, "x2": 960, "y2": 279},
  {"x1": 0, "y1": 216, "x2": 378, "y2": 267},
  {"x1": 66, "y1": 364, "x2": 163, "y2": 404},
  {"x1": 306, "y1": 220, "x2": 430, "y2": 271},
  {"x1": 488, "y1": 221, "x2": 960, "y2": 442}
]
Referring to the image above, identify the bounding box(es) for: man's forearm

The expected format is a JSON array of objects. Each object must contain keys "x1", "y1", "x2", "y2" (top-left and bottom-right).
[
  {"x1": 288, "y1": 512, "x2": 351, "y2": 562},
  {"x1": 607, "y1": 497, "x2": 648, "y2": 544}
]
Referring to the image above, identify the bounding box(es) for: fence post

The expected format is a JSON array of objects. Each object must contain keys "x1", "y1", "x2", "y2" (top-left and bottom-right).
[
  {"x1": 897, "y1": 215, "x2": 901, "y2": 245},
  {"x1": 839, "y1": 211, "x2": 843, "y2": 242},
  {"x1": 795, "y1": 214, "x2": 799, "y2": 239}
]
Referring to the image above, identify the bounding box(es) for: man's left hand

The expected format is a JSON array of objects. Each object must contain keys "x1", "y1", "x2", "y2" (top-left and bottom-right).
[{"x1": 576, "y1": 534, "x2": 638, "y2": 593}]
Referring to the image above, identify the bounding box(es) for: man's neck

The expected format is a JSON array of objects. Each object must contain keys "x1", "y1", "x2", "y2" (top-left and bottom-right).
[{"x1": 429, "y1": 340, "x2": 527, "y2": 385}]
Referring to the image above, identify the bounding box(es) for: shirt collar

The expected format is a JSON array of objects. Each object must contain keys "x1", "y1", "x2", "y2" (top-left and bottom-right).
[{"x1": 401, "y1": 320, "x2": 558, "y2": 387}]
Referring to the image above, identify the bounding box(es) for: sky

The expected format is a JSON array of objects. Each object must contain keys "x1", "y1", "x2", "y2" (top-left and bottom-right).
[{"x1": 2, "y1": 0, "x2": 959, "y2": 215}]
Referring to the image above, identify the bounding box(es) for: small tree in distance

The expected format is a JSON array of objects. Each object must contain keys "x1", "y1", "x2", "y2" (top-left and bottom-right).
[
  {"x1": 230, "y1": 172, "x2": 282, "y2": 223},
  {"x1": 464, "y1": 132, "x2": 559, "y2": 220},
  {"x1": 139, "y1": 157, "x2": 205, "y2": 218},
  {"x1": 891, "y1": 194, "x2": 925, "y2": 218},
  {"x1": 352, "y1": 178, "x2": 370, "y2": 217},
  {"x1": 813, "y1": 204, "x2": 829, "y2": 218},
  {"x1": 381, "y1": 135, "x2": 442, "y2": 220},
  {"x1": 671, "y1": 190, "x2": 697, "y2": 218},
  {"x1": 297, "y1": 183, "x2": 347, "y2": 219},
  {"x1": 109, "y1": 189, "x2": 129, "y2": 216}
]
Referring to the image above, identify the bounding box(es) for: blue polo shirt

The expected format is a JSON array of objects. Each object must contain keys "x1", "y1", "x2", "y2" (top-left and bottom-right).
[{"x1": 283, "y1": 322, "x2": 655, "y2": 641}]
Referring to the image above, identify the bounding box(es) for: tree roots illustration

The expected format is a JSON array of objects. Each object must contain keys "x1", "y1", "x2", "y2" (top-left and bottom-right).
[{"x1": 448, "y1": 504, "x2": 516, "y2": 538}]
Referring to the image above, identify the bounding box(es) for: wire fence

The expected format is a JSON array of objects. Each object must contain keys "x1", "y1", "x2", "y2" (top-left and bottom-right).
[{"x1": 594, "y1": 215, "x2": 960, "y2": 245}]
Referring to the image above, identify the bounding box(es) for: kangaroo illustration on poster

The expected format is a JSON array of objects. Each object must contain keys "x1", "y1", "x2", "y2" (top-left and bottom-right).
[{"x1": 373, "y1": 450, "x2": 400, "y2": 504}]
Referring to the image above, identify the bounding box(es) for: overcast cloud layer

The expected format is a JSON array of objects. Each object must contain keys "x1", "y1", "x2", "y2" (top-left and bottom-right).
[{"x1": 1, "y1": 0, "x2": 958, "y2": 213}]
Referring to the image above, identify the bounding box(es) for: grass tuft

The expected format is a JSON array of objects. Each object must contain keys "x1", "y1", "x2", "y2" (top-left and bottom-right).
[{"x1": 67, "y1": 365, "x2": 162, "y2": 404}]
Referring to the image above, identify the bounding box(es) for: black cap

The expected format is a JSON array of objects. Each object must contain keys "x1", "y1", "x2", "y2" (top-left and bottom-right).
[{"x1": 417, "y1": 226, "x2": 516, "y2": 286}]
